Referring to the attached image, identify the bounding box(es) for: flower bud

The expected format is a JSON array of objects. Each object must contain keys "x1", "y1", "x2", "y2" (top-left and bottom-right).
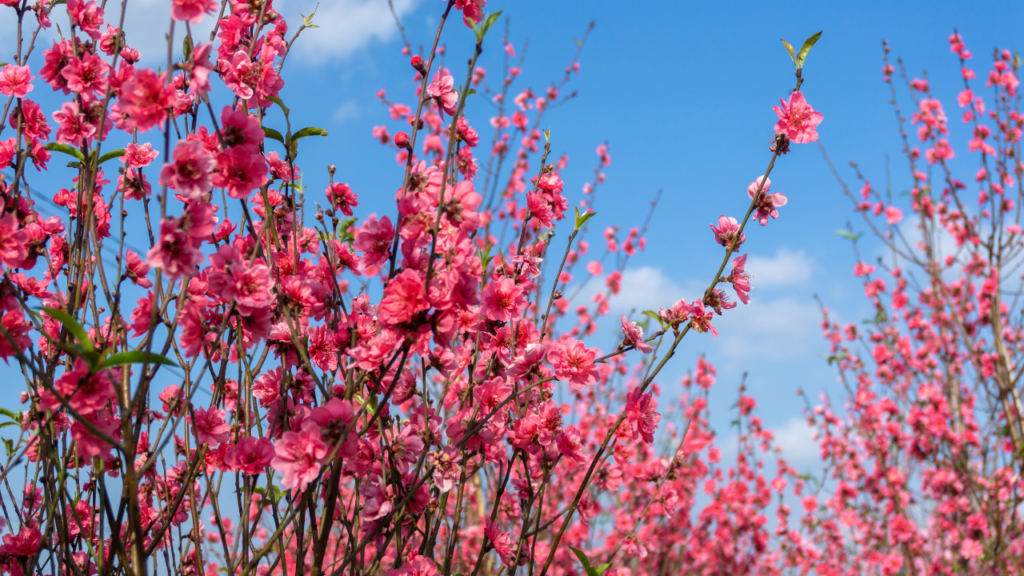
[
  {"x1": 395, "y1": 131, "x2": 410, "y2": 149},
  {"x1": 410, "y1": 55, "x2": 425, "y2": 73}
]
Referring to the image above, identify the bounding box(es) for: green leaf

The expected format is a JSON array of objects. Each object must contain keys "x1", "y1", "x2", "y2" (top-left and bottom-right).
[
  {"x1": 267, "y1": 96, "x2": 290, "y2": 117},
  {"x1": 573, "y1": 206, "x2": 596, "y2": 232},
  {"x1": 288, "y1": 126, "x2": 328, "y2": 144},
  {"x1": 0, "y1": 422, "x2": 18, "y2": 430},
  {"x1": 569, "y1": 547, "x2": 610, "y2": 576},
  {"x1": 183, "y1": 34, "x2": 194, "y2": 62},
  {"x1": 476, "y1": 10, "x2": 503, "y2": 41},
  {"x1": 642, "y1": 310, "x2": 666, "y2": 330},
  {"x1": 478, "y1": 243, "x2": 494, "y2": 271},
  {"x1": 2, "y1": 438, "x2": 13, "y2": 458},
  {"x1": 42, "y1": 307, "x2": 94, "y2": 352},
  {"x1": 780, "y1": 39, "x2": 796, "y2": 67},
  {"x1": 337, "y1": 217, "x2": 358, "y2": 242},
  {"x1": 262, "y1": 127, "x2": 285, "y2": 145},
  {"x1": 96, "y1": 149, "x2": 126, "y2": 165},
  {"x1": 795, "y1": 31, "x2": 822, "y2": 69},
  {"x1": 834, "y1": 229, "x2": 862, "y2": 242},
  {"x1": 98, "y1": 350, "x2": 178, "y2": 370},
  {"x1": 44, "y1": 142, "x2": 85, "y2": 162}
]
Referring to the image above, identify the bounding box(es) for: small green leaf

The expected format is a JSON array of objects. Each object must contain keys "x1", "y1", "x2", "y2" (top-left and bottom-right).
[
  {"x1": 262, "y1": 127, "x2": 285, "y2": 145},
  {"x1": 569, "y1": 547, "x2": 608, "y2": 576},
  {"x1": 477, "y1": 10, "x2": 503, "y2": 40},
  {"x1": 42, "y1": 307, "x2": 94, "y2": 352},
  {"x1": 44, "y1": 142, "x2": 85, "y2": 162},
  {"x1": 573, "y1": 206, "x2": 596, "y2": 232},
  {"x1": 642, "y1": 310, "x2": 666, "y2": 330},
  {"x1": 337, "y1": 217, "x2": 358, "y2": 242},
  {"x1": 98, "y1": 350, "x2": 178, "y2": 370},
  {"x1": 2, "y1": 438, "x2": 13, "y2": 457},
  {"x1": 96, "y1": 149, "x2": 126, "y2": 165},
  {"x1": 795, "y1": 31, "x2": 822, "y2": 69},
  {"x1": 0, "y1": 422, "x2": 18, "y2": 430},
  {"x1": 288, "y1": 126, "x2": 328, "y2": 144},
  {"x1": 183, "y1": 34, "x2": 194, "y2": 62},
  {"x1": 834, "y1": 229, "x2": 862, "y2": 242},
  {"x1": 267, "y1": 96, "x2": 290, "y2": 117},
  {"x1": 780, "y1": 39, "x2": 796, "y2": 67}
]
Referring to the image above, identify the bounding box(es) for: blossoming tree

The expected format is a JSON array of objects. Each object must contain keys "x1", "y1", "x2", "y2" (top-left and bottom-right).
[{"x1": 0, "y1": 1, "x2": 830, "y2": 576}]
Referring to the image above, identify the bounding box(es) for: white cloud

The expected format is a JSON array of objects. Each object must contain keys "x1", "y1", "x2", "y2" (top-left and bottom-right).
[
  {"x1": 278, "y1": 0, "x2": 420, "y2": 65},
  {"x1": 0, "y1": 0, "x2": 417, "y2": 68},
  {"x1": 770, "y1": 416, "x2": 819, "y2": 465},
  {"x1": 715, "y1": 296, "x2": 820, "y2": 360},
  {"x1": 331, "y1": 99, "x2": 360, "y2": 122},
  {"x1": 746, "y1": 248, "x2": 813, "y2": 288}
]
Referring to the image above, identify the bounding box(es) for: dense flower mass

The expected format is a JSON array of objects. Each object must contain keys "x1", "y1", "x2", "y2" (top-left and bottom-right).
[{"x1": 0, "y1": 2, "x2": 899, "y2": 576}]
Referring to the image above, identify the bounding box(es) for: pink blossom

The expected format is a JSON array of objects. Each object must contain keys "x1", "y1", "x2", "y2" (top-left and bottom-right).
[
  {"x1": 191, "y1": 406, "x2": 230, "y2": 447},
  {"x1": 620, "y1": 315, "x2": 653, "y2": 353},
  {"x1": 124, "y1": 249, "x2": 152, "y2": 288},
  {"x1": 61, "y1": 53, "x2": 108, "y2": 94},
  {"x1": 212, "y1": 145, "x2": 268, "y2": 199},
  {"x1": 170, "y1": 0, "x2": 217, "y2": 23},
  {"x1": 427, "y1": 70, "x2": 459, "y2": 116},
  {"x1": 773, "y1": 90, "x2": 823, "y2": 144},
  {"x1": 353, "y1": 215, "x2": 394, "y2": 272},
  {"x1": 547, "y1": 338, "x2": 599, "y2": 391},
  {"x1": 67, "y1": 0, "x2": 104, "y2": 40},
  {"x1": 379, "y1": 269, "x2": 429, "y2": 325},
  {"x1": 728, "y1": 254, "x2": 751, "y2": 304},
  {"x1": 52, "y1": 102, "x2": 96, "y2": 147},
  {"x1": 119, "y1": 69, "x2": 175, "y2": 133},
  {"x1": 0, "y1": 212, "x2": 28, "y2": 268},
  {"x1": 624, "y1": 388, "x2": 661, "y2": 444},
  {"x1": 884, "y1": 205, "x2": 903, "y2": 224},
  {"x1": 710, "y1": 215, "x2": 745, "y2": 250},
  {"x1": 122, "y1": 142, "x2": 158, "y2": 168},
  {"x1": 327, "y1": 183, "x2": 359, "y2": 216},
  {"x1": 747, "y1": 176, "x2": 787, "y2": 226},
  {"x1": 38, "y1": 358, "x2": 115, "y2": 415},
  {"x1": 272, "y1": 429, "x2": 328, "y2": 492},
  {"x1": 555, "y1": 426, "x2": 587, "y2": 464},
  {"x1": 224, "y1": 437, "x2": 275, "y2": 475},
  {"x1": 220, "y1": 106, "x2": 264, "y2": 148},
  {"x1": 486, "y1": 521, "x2": 516, "y2": 566},
  {"x1": 427, "y1": 446, "x2": 462, "y2": 493},
  {"x1": 0, "y1": 524, "x2": 41, "y2": 556},
  {"x1": 481, "y1": 276, "x2": 526, "y2": 323},
  {"x1": 146, "y1": 219, "x2": 203, "y2": 280},
  {"x1": 0, "y1": 64, "x2": 34, "y2": 97}
]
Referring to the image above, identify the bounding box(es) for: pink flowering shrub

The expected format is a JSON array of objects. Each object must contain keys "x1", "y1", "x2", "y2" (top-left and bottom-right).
[
  {"x1": 800, "y1": 35, "x2": 1024, "y2": 574},
  {"x1": 0, "y1": 2, "x2": 832, "y2": 576}
]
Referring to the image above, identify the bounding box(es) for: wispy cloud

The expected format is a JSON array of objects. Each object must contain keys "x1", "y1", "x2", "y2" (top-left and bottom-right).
[
  {"x1": 280, "y1": 0, "x2": 420, "y2": 65},
  {"x1": 746, "y1": 248, "x2": 813, "y2": 288}
]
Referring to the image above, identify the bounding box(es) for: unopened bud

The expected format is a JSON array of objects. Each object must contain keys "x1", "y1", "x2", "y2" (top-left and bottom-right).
[
  {"x1": 328, "y1": 165, "x2": 336, "y2": 177},
  {"x1": 410, "y1": 55, "x2": 425, "y2": 73},
  {"x1": 395, "y1": 131, "x2": 411, "y2": 149}
]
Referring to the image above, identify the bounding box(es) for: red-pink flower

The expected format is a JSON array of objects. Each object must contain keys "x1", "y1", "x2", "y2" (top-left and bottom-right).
[
  {"x1": 620, "y1": 315, "x2": 653, "y2": 353},
  {"x1": 0, "y1": 311, "x2": 31, "y2": 362},
  {"x1": 38, "y1": 358, "x2": 115, "y2": 415},
  {"x1": 219, "y1": 105, "x2": 264, "y2": 148},
  {"x1": 146, "y1": 219, "x2": 203, "y2": 280},
  {"x1": 773, "y1": 91, "x2": 823, "y2": 144},
  {"x1": 379, "y1": 269, "x2": 429, "y2": 325},
  {"x1": 170, "y1": 0, "x2": 217, "y2": 23},
  {"x1": 271, "y1": 429, "x2": 328, "y2": 493},
  {"x1": 0, "y1": 211, "x2": 28, "y2": 268},
  {"x1": 710, "y1": 215, "x2": 745, "y2": 251},
  {"x1": 353, "y1": 215, "x2": 394, "y2": 272},
  {"x1": 119, "y1": 69, "x2": 175, "y2": 132},
  {"x1": 327, "y1": 183, "x2": 359, "y2": 216},
  {"x1": 481, "y1": 276, "x2": 526, "y2": 323},
  {"x1": 123, "y1": 142, "x2": 158, "y2": 168},
  {"x1": 212, "y1": 145, "x2": 268, "y2": 199},
  {"x1": 52, "y1": 101, "x2": 97, "y2": 147},
  {"x1": 427, "y1": 446, "x2": 462, "y2": 493},
  {"x1": 729, "y1": 254, "x2": 751, "y2": 304},
  {"x1": 61, "y1": 53, "x2": 109, "y2": 94},
  {"x1": 547, "y1": 338, "x2": 599, "y2": 391},
  {"x1": 427, "y1": 70, "x2": 459, "y2": 116},
  {"x1": 0, "y1": 64, "x2": 34, "y2": 97},
  {"x1": 124, "y1": 248, "x2": 152, "y2": 288},
  {"x1": 224, "y1": 437, "x2": 275, "y2": 475},
  {"x1": 192, "y1": 406, "x2": 230, "y2": 447},
  {"x1": 624, "y1": 388, "x2": 661, "y2": 444},
  {"x1": 555, "y1": 426, "x2": 587, "y2": 464},
  {"x1": 485, "y1": 521, "x2": 515, "y2": 566},
  {"x1": 454, "y1": 0, "x2": 486, "y2": 27},
  {"x1": 0, "y1": 524, "x2": 42, "y2": 556},
  {"x1": 747, "y1": 176, "x2": 787, "y2": 226},
  {"x1": 67, "y1": 0, "x2": 104, "y2": 40}
]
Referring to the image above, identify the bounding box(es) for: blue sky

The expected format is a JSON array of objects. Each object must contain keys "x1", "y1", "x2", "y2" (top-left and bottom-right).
[{"x1": 4, "y1": 0, "x2": 1024, "y2": 470}]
